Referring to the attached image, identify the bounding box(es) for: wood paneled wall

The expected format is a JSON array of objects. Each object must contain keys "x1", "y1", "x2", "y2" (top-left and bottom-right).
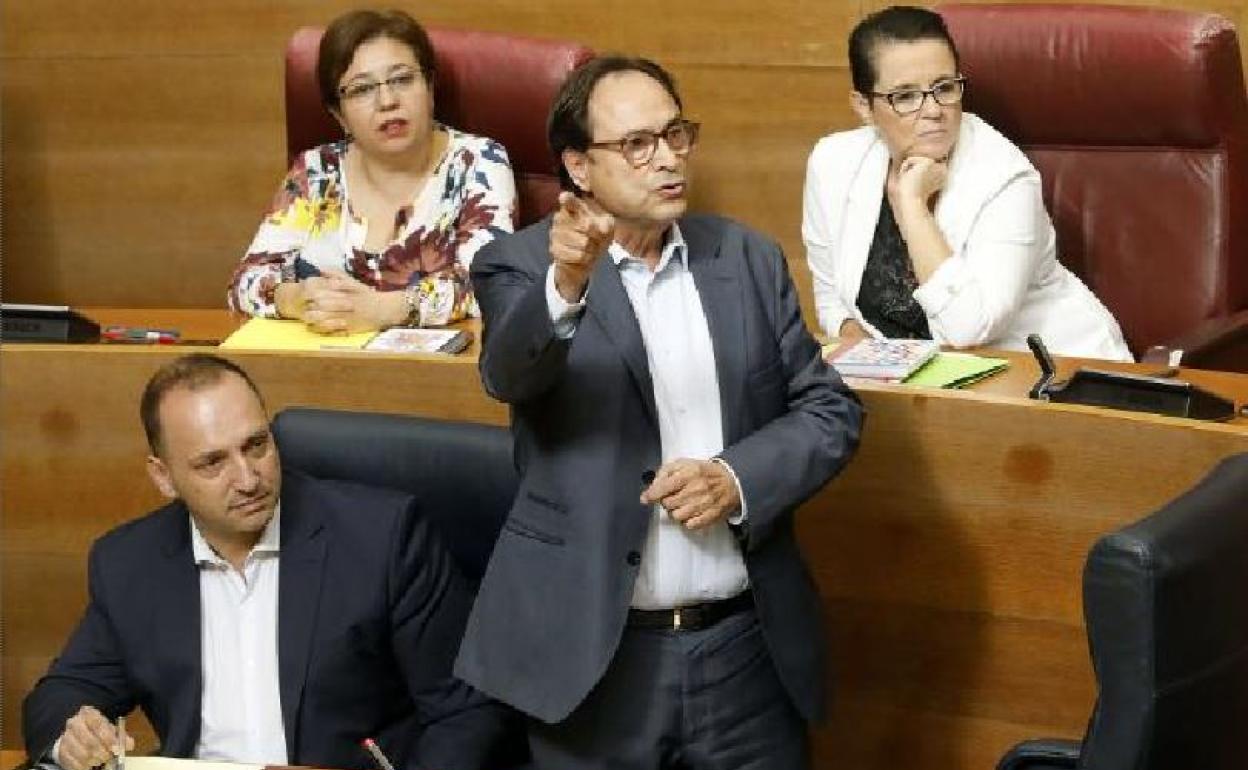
[{"x1": 4, "y1": 0, "x2": 1247, "y2": 319}]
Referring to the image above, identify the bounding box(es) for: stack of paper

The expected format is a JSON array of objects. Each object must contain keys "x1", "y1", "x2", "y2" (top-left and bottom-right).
[
  {"x1": 365, "y1": 327, "x2": 472, "y2": 353},
  {"x1": 123, "y1": 758, "x2": 262, "y2": 770},
  {"x1": 827, "y1": 338, "x2": 940, "y2": 380}
]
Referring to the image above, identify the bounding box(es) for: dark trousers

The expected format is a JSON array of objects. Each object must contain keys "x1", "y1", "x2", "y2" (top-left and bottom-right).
[{"x1": 528, "y1": 608, "x2": 810, "y2": 770}]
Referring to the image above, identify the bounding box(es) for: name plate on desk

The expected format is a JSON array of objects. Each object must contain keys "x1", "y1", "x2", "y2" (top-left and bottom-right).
[{"x1": 2, "y1": 303, "x2": 100, "y2": 343}]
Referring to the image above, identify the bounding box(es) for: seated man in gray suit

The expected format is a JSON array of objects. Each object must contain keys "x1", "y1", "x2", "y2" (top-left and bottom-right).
[
  {"x1": 456, "y1": 55, "x2": 865, "y2": 769},
  {"x1": 24, "y1": 354, "x2": 504, "y2": 770}
]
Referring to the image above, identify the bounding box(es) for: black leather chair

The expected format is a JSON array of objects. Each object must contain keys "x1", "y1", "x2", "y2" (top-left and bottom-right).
[
  {"x1": 271, "y1": 407, "x2": 527, "y2": 765},
  {"x1": 272, "y1": 407, "x2": 517, "y2": 580},
  {"x1": 998, "y1": 453, "x2": 1248, "y2": 770},
  {"x1": 937, "y1": 4, "x2": 1248, "y2": 366}
]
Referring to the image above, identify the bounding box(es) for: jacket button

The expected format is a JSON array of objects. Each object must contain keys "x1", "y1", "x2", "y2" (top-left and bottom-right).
[{"x1": 626, "y1": 551, "x2": 641, "y2": 566}]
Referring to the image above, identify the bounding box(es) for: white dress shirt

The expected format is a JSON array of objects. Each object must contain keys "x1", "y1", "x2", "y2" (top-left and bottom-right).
[
  {"x1": 49, "y1": 510, "x2": 289, "y2": 770},
  {"x1": 545, "y1": 224, "x2": 750, "y2": 609},
  {"x1": 190, "y1": 508, "x2": 288, "y2": 765}
]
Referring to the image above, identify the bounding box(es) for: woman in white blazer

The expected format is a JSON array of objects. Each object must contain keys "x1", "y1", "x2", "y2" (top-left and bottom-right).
[{"x1": 803, "y1": 6, "x2": 1132, "y2": 361}]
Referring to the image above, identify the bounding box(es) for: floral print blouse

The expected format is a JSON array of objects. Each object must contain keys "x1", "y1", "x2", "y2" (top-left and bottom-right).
[{"x1": 230, "y1": 125, "x2": 517, "y2": 325}]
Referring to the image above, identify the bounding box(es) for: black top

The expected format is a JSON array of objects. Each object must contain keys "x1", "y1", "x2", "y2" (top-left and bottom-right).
[{"x1": 855, "y1": 194, "x2": 933, "y2": 339}]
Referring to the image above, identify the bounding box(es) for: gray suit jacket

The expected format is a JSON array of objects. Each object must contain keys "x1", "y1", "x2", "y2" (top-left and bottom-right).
[{"x1": 455, "y1": 213, "x2": 864, "y2": 724}]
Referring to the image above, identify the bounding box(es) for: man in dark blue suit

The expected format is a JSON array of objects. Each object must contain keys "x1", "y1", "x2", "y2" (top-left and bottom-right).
[
  {"x1": 24, "y1": 354, "x2": 502, "y2": 770},
  {"x1": 456, "y1": 56, "x2": 864, "y2": 769}
]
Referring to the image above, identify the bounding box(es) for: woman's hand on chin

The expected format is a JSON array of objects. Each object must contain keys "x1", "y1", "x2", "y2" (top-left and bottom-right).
[{"x1": 893, "y1": 155, "x2": 948, "y2": 208}]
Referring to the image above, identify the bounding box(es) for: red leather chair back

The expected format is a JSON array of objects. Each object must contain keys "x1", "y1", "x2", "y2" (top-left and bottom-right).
[
  {"x1": 285, "y1": 26, "x2": 593, "y2": 227},
  {"x1": 937, "y1": 4, "x2": 1248, "y2": 355}
]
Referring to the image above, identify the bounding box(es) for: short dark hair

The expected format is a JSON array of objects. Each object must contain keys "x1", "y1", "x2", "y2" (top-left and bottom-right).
[
  {"x1": 140, "y1": 354, "x2": 265, "y2": 455},
  {"x1": 317, "y1": 9, "x2": 437, "y2": 110},
  {"x1": 547, "y1": 55, "x2": 684, "y2": 191},
  {"x1": 848, "y1": 6, "x2": 960, "y2": 94}
]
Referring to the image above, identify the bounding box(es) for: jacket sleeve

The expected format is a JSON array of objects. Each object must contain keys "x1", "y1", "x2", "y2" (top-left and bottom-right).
[
  {"x1": 802, "y1": 139, "x2": 858, "y2": 338},
  {"x1": 718, "y1": 234, "x2": 865, "y2": 550},
  {"x1": 23, "y1": 543, "x2": 138, "y2": 762},
  {"x1": 469, "y1": 225, "x2": 575, "y2": 404},
  {"x1": 228, "y1": 153, "x2": 321, "y2": 318},
  {"x1": 385, "y1": 501, "x2": 510, "y2": 770},
  {"x1": 912, "y1": 171, "x2": 1050, "y2": 348}
]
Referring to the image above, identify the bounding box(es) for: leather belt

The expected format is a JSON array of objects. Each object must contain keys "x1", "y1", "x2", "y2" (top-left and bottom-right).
[{"x1": 627, "y1": 592, "x2": 754, "y2": 631}]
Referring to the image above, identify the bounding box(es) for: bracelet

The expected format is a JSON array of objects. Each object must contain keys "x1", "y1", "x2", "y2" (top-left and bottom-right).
[{"x1": 403, "y1": 284, "x2": 422, "y2": 327}]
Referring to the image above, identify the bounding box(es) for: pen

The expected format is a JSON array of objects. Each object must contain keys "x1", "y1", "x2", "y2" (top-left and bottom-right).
[
  {"x1": 116, "y1": 716, "x2": 127, "y2": 770},
  {"x1": 103, "y1": 326, "x2": 180, "y2": 344},
  {"x1": 361, "y1": 738, "x2": 396, "y2": 770}
]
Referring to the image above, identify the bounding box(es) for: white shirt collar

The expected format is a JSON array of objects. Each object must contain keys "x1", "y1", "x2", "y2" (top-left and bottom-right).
[
  {"x1": 608, "y1": 222, "x2": 688, "y2": 271},
  {"x1": 190, "y1": 503, "x2": 282, "y2": 567}
]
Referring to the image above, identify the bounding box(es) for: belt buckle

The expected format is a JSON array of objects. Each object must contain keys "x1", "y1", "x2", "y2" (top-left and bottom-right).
[{"x1": 673, "y1": 608, "x2": 682, "y2": 630}]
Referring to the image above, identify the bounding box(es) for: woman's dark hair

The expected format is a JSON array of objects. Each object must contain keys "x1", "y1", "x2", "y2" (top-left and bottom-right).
[
  {"x1": 317, "y1": 9, "x2": 436, "y2": 110},
  {"x1": 547, "y1": 55, "x2": 684, "y2": 191},
  {"x1": 848, "y1": 6, "x2": 960, "y2": 94}
]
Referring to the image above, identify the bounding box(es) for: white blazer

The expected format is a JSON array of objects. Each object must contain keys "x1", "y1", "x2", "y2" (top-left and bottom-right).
[{"x1": 802, "y1": 113, "x2": 1132, "y2": 361}]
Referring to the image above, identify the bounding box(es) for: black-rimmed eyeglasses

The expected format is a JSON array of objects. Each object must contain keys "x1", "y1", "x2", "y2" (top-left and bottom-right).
[
  {"x1": 868, "y1": 76, "x2": 966, "y2": 116},
  {"x1": 586, "y1": 119, "x2": 700, "y2": 167},
  {"x1": 338, "y1": 69, "x2": 421, "y2": 105}
]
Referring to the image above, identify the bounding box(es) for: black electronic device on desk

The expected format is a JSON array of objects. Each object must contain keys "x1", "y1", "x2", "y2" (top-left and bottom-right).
[
  {"x1": 1, "y1": 304, "x2": 101, "y2": 343},
  {"x1": 1027, "y1": 334, "x2": 1236, "y2": 421}
]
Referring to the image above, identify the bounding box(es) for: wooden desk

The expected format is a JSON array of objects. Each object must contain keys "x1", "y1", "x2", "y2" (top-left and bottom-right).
[{"x1": 5, "y1": 310, "x2": 1248, "y2": 769}]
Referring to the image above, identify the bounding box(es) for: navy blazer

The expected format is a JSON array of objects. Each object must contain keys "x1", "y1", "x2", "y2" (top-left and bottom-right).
[
  {"x1": 456, "y1": 213, "x2": 864, "y2": 724},
  {"x1": 23, "y1": 472, "x2": 504, "y2": 770}
]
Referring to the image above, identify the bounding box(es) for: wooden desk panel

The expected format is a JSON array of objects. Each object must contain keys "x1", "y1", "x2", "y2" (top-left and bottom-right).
[
  {"x1": 802, "y1": 379, "x2": 1248, "y2": 765},
  {"x1": 5, "y1": 313, "x2": 1248, "y2": 768}
]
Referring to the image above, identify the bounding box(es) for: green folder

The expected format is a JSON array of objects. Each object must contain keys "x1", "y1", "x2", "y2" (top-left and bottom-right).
[{"x1": 903, "y1": 352, "x2": 1009, "y2": 388}]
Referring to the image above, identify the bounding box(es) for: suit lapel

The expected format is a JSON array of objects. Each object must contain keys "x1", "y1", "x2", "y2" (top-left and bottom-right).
[
  {"x1": 684, "y1": 217, "x2": 747, "y2": 444},
  {"x1": 156, "y1": 505, "x2": 204, "y2": 756},
  {"x1": 277, "y1": 478, "x2": 327, "y2": 760},
  {"x1": 584, "y1": 252, "x2": 659, "y2": 429}
]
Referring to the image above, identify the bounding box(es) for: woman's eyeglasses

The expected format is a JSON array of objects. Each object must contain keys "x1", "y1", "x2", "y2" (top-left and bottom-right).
[
  {"x1": 338, "y1": 69, "x2": 421, "y2": 104},
  {"x1": 868, "y1": 76, "x2": 966, "y2": 116}
]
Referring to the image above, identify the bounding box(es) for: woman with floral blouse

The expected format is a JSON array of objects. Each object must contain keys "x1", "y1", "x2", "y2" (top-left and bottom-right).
[{"x1": 230, "y1": 9, "x2": 517, "y2": 332}]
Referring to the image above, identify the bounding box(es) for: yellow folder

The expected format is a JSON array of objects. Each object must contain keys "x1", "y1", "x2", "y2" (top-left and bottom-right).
[{"x1": 219, "y1": 318, "x2": 375, "y2": 352}]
